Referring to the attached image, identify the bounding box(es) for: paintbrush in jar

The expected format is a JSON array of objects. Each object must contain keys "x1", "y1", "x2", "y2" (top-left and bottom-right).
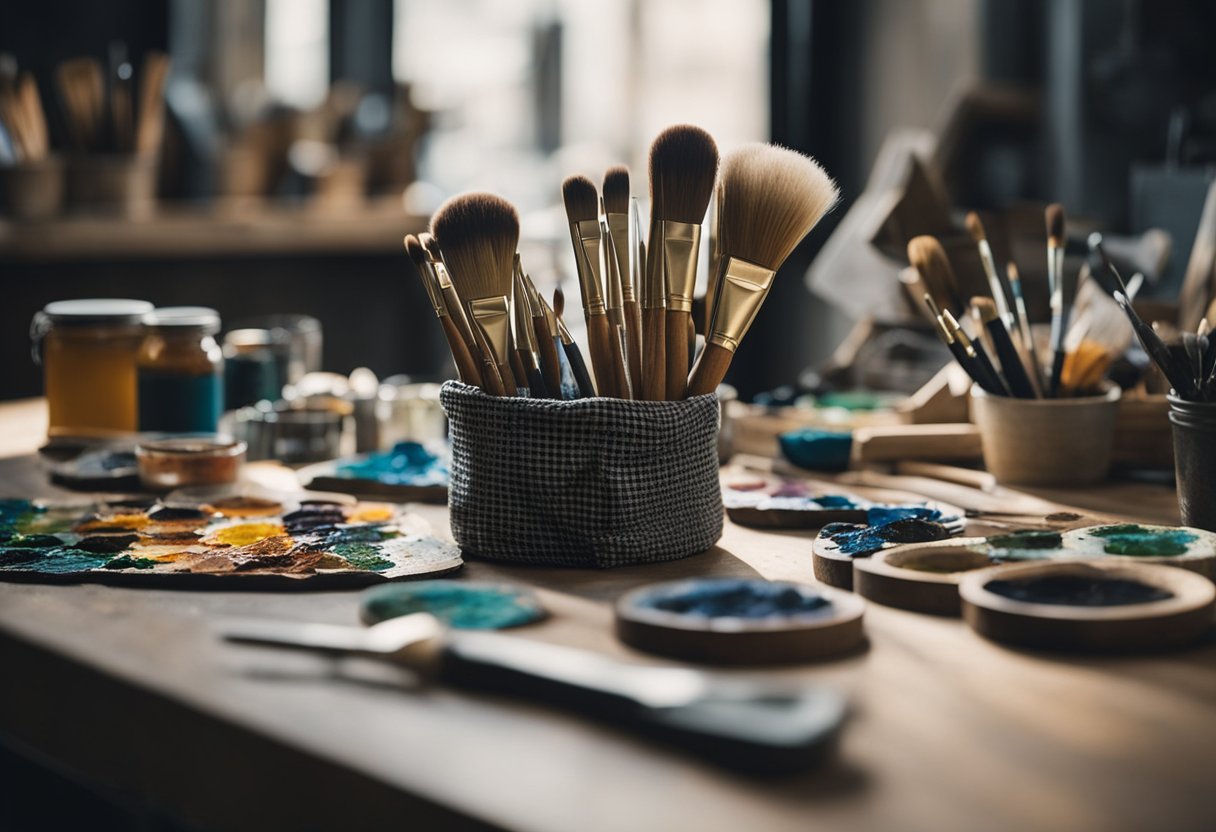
[
  {"x1": 404, "y1": 235, "x2": 483, "y2": 388},
  {"x1": 512, "y1": 256, "x2": 548, "y2": 397},
  {"x1": 604, "y1": 168, "x2": 644, "y2": 389},
  {"x1": 1004, "y1": 261, "x2": 1046, "y2": 395},
  {"x1": 924, "y1": 294, "x2": 1002, "y2": 394},
  {"x1": 599, "y1": 198, "x2": 632, "y2": 398},
  {"x1": 56, "y1": 56, "x2": 105, "y2": 152},
  {"x1": 971, "y1": 297, "x2": 1037, "y2": 398},
  {"x1": 431, "y1": 193, "x2": 520, "y2": 397},
  {"x1": 562, "y1": 175, "x2": 613, "y2": 396},
  {"x1": 135, "y1": 51, "x2": 170, "y2": 156},
  {"x1": 687, "y1": 143, "x2": 839, "y2": 397},
  {"x1": 553, "y1": 287, "x2": 595, "y2": 398},
  {"x1": 1045, "y1": 203, "x2": 1073, "y2": 396},
  {"x1": 421, "y1": 232, "x2": 504, "y2": 396},
  {"x1": 520, "y1": 270, "x2": 563, "y2": 398},
  {"x1": 964, "y1": 212, "x2": 1015, "y2": 328},
  {"x1": 647, "y1": 125, "x2": 718, "y2": 400}
]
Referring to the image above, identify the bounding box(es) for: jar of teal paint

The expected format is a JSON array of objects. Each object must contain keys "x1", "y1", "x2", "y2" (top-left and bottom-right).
[{"x1": 137, "y1": 308, "x2": 224, "y2": 433}]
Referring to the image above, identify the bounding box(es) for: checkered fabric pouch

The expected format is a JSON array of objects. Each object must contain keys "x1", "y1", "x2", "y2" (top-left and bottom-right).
[{"x1": 441, "y1": 381, "x2": 724, "y2": 567}]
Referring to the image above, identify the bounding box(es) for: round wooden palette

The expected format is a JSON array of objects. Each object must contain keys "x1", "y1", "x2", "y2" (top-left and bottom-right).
[
  {"x1": 960, "y1": 560, "x2": 1216, "y2": 652},
  {"x1": 811, "y1": 511, "x2": 968, "y2": 590},
  {"x1": 1061, "y1": 524, "x2": 1216, "y2": 578},
  {"x1": 614, "y1": 578, "x2": 865, "y2": 665},
  {"x1": 852, "y1": 538, "x2": 994, "y2": 616}
]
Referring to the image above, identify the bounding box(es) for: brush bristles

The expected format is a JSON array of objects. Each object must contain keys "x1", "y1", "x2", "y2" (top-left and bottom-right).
[
  {"x1": 907, "y1": 235, "x2": 959, "y2": 313},
  {"x1": 715, "y1": 143, "x2": 838, "y2": 271},
  {"x1": 971, "y1": 296, "x2": 998, "y2": 323},
  {"x1": 1046, "y1": 203, "x2": 1065, "y2": 246},
  {"x1": 562, "y1": 175, "x2": 599, "y2": 224},
  {"x1": 648, "y1": 124, "x2": 719, "y2": 224},
  {"x1": 554, "y1": 286, "x2": 566, "y2": 319},
  {"x1": 430, "y1": 192, "x2": 519, "y2": 301},
  {"x1": 419, "y1": 232, "x2": 442, "y2": 263},
  {"x1": 965, "y1": 211, "x2": 987, "y2": 245},
  {"x1": 602, "y1": 166, "x2": 630, "y2": 215}
]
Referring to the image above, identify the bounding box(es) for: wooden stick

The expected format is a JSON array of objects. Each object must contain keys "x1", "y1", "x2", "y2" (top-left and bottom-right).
[
  {"x1": 440, "y1": 315, "x2": 482, "y2": 388},
  {"x1": 641, "y1": 307, "x2": 666, "y2": 400},
  {"x1": 686, "y1": 342, "x2": 731, "y2": 397},
  {"x1": 586, "y1": 312, "x2": 615, "y2": 397},
  {"x1": 624, "y1": 298, "x2": 643, "y2": 390},
  {"x1": 665, "y1": 308, "x2": 691, "y2": 399}
]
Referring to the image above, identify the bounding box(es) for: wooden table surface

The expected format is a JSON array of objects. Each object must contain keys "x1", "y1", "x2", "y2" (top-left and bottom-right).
[{"x1": 1, "y1": 399, "x2": 1213, "y2": 832}]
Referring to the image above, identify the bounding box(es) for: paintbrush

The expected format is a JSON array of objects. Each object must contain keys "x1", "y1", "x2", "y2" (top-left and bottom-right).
[
  {"x1": 599, "y1": 198, "x2": 632, "y2": 398},
  {"x1": 421, "y1": 232, "x2": 503, "y2": 396},
  {"x1": 971, "y1": 297, "x2": 1036, "y2": 398},
  {"x1": 923, "y1": 294, "x2": 1002, "y2": 395},
  {"x1": 431, "y1": 193, "x2": 520, "y2": 397},
  {"x1": 562, "y1": 175, "x2": 613, "y2": 396},
  {"x1": 1060, "y1": 339, "x2": 1113, "y2": 396},
  {"x1": 646, "y1": 125, "x2": 718, "y2": 400},
  {"x1": 520, "y1": 270, "x2": 562, "y2": 398},
  {"x1": 965, "y1": 212, "x2": 1015, "y2": 327},
  {"x1": 604, "y1": 167, "x2": 644, "y2": 390},
  {"x1": 907, "y1": 235, "x2": 962, "y2": 319},
  {"x1": 1004, "y1": 261, "x2": 1045, "y2": 395},
  {"x1": 0, "y1": 72, "x2": 49, "y2": 163},
  {"x1": 942, "y1": 308, "x2": 1009, "y2": 396},
  {"x1": 687, "y1": 143, "x2": 839, "y2": 397},
  {"x1": 135, "y1": 51, "x2": 170, "y2": 156},
  {"x1": 1045, "y1": 203, "x2": 1073, "y2": 396},
  {"x1": 512, "y1": 256, "x2": 548, "y2": 397},
  {"x1": 554, "y1": 287, "x2": 595, "y2": 398},
  {"x1": 405, "y1": 235, "x2": 483, "y2": 388},
  {"x1": 56, "y1": 56, "x2": 105, "y2": 151}
]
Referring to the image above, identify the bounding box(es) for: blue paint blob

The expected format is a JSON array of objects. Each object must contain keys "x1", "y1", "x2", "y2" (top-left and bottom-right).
[
  {"x1": 985, "y1": 575, "x2": 1173, "y2": 606},
  {"x1": 361, "y1": 581, "x2": 546, "y2": 629},
  {"x1": 815, "y1": 494, "x2": 861, "y2": 509},
  {"x1": 823, "y1": 517, "x2": 952, "y2": 556},
  {"x1": 778, "y1": 429, "x2": 853, "y2": 472},
  {"x1": 334, "y1": 442, "x2": 449, "y2": 487},
  {"x1": 866, "y1": 506, "x2": 942, "y2": 526},
  {"x1": 636, "y1": 579, "x2": 832, "y2": 620}
]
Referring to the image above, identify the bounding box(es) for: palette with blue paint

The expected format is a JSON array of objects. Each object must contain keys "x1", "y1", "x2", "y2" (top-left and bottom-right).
[
  {"x1": 615, "y1": 577, "x2": 866, "y2": 665},
  {"x1": 0, "y1": 496, "x2": 462, "y2": 588},
  {"x1": 300, "y1": 441, "x2": 449, "y2": 503},
  {"x1": 723, "y1": 475, "x2": 964, "y2": 533}
]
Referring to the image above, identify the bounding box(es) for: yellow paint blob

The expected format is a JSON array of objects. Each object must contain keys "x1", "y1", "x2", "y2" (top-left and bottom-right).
[
  {"x1": 348, "y1": 504, "x2": 394, "y2": 523},
  {"x1": 205, "y1": 522, "x2": 285, "y2": 547}
]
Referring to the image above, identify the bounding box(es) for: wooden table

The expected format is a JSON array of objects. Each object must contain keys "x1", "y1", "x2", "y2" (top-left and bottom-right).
[{"x1": 1, "y1": 399, "x2": 1213, "y2": 832}]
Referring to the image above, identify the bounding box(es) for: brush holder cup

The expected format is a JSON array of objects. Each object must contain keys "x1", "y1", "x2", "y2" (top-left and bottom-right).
[
  {"x1": 971, "y1": 383, "x2": 1121, "y2": 486},
  {"x1": 441, "y1": 381, "x2": 724, "y2": 568},
  {"x1": 0, "y1": 156, "x2": 66, "y2": 221},
  {"x1": 67, "y1": 153, "x2": 157, "y2": 218},
  {"x1": 1168, "y1": 395, "x2": 1216, "y2": 532}
]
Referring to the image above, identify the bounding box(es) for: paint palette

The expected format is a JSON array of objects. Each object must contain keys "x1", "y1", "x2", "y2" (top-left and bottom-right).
[
  {"x1": 811, "y1": 512, "x2": 968, "y2": 590},
  {"x1": 1061, "y1": 524, "x2": 1216, "y2": 578},
  {"x1": 960, "y1": 561, "x2": 1216, "y2": 652},
  {"x1": 0, "y1": 496, "x2": 462, "y2": 588},
  {"x1": 615, "y1": 578, "x2": 866, "y2": 665},
  {"x1": 299, "y1": 441, "x2": 449, "y2": 503}
]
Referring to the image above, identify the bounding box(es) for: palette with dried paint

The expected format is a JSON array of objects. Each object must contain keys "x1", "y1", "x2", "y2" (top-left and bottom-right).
[
  {"x1": 1061, "y1": 524, "x2": 1216, "y2": 577},
  {"x1": 810, "y1": 511, "x2": 968, "y2": 590},
  {"x1": 960, "y1": 561, "x2": 1216, "y2": 652},
  {"x1": 724, "y1": 475, "x2": 963, "y2": 532},
  {"x1": 299, "y1": 441, "x2": 449, "y2": 503},
  {"x1": 615, "y1": 578, "x2": 866, "y2": 665},
  {"x1": 0, "y1": 496, "x2": 462, "y2": 588}
]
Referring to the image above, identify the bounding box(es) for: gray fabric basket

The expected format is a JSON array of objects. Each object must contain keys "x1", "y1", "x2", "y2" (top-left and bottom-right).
[{"x1": 440, "y1": 381, "x2": 724, "y2": 568}]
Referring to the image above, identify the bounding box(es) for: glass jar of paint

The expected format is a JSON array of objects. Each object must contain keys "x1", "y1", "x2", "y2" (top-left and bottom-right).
[
  {"x1": 137, "y1": 307, "x2": 224, "y2": 433},
  {"x1": 223, "y1": 328, "x2": 288, "y2": 410},
  {"x1": 31, "y1": 299, "x2": 153, "y2": 436}
]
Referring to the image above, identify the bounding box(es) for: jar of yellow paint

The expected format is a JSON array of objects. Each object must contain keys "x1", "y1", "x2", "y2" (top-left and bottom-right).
[{"x1": 31, "y1": 299, "x2": 153, "y2": 436}]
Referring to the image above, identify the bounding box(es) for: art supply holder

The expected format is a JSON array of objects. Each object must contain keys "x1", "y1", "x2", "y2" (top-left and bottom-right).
[
  {"x1": 67, "y1": 152, "x2": 157, "y2": 218},
  {"x1": 1168, "y1": 395, "x2": 1216, "y2": 532},
  {"x1": 970, "y1": 383, "x2": 1121, "y2": 485},
  {"x1": 441, "y1": 381, "x2": 723, "y2": 567},
  {"x1": 0, "y1": 155, "x2": 66, "y2": 221}
]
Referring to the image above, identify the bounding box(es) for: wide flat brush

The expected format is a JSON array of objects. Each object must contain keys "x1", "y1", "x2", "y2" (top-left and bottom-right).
[
  {"x1": 562, "y1": 175, "x2": 611, "y2": 396},
  {"x1": 521, "y1": 270, "x2": 562, "y2": 397},
  {"x1": 1045, "y1": 203, "x2": 1070, "y2": 396},
  {"x1": 604, "y1": 168, "x2": 644, "y2": 390},
  {"x1": 687, "y1": 143, "x2": 839, "y2": 397},
  {"x1": 646, "y1": 125, "x2": 718, "y2": 400},
  {"x1": 404, "y1": 235, "x2": 482, "y2": 388},
  {"x1": 512, "y1": 257, "x2": 548, "y2": 397},
  {"x1": 431, "y1": 193, "x2": 520, "y2": 396},
  {"x1": 971, "y1": 297, "x2": 1036, "y2": 398},
  {"x1": 421, "y1": 232, "x2": 503, "y2": 396},
  {"x1": 554, "y1": 287, "x2": 595, "y2": 398}
]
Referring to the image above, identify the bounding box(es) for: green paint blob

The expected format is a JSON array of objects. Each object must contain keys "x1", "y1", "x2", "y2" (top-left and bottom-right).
[
  {"x1": 1090, "y1": 524, "x2": 1197, "y2": 557},
  {"x1": 103, "y1": 555, "x2": 158, "y2": 570},
  {"x1": 0, "y1": 547, "x2": 112, "y2": 574},
  {"x1": 333, "y1": 542, "x2": 394, "y2": 572},
  {"x1": 361, "y1": 581, "x2": 546, "y2": 629},
  {"x1": 988, "y1": 530, "x2": 1063, "y2": 551}
]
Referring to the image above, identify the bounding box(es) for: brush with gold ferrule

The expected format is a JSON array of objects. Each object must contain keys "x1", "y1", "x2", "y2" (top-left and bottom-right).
[
  {"x1": 943, "y1": 309, "x2": 1008, "y2": 396},
  {"x1": 1005, "y1": 261, "x2": 1045, "y2": 395},
  {"x1": 431, "y1": 193, "x2": 519, "y2": 397},
  {"x1": 1045, "y1": 203, "x2": 1069, "y2": 396},
  {"x1": 604, "y1": 167, "x2": 644, "y2": 389},
  {"x1": 538, "y1": 291, "x2": 580, "y2": 399},
  {"x1": 924, "y1": 294, "x2": 997, "y2": 394},
  {"x1": 688, "y1": 144, "x2": 838, "y2": 397},
  {"x1": 971, "y1": 297, "x2": 1035, "y2": 398},
  {"x1": 553, "y1": 287, "x2": 595, "y2": 398},
  {"x1": 421, "y1": 232, "x2": 505, "y2": 396},
  {"x1": 512, "y1": 257, "x2": 548, "y2": 397},
  {"x1": 520, "y1": 270, "x2": 562, "y2": 398},
  {"x1": 599, "y1": 198, "x2": 632, "y2": 398},
  {"x1": 705, "y1": 178, "x2": 725, "y2": 340},
  {"x1": 646, "y1": 125, "x2": 717, "y2": 400},
  {"x1": 404, "y1": 235, "x2": 482, "y2": 388},
  {"x1": 562, "y1": 175, "x2": 611, "y2": 396}
]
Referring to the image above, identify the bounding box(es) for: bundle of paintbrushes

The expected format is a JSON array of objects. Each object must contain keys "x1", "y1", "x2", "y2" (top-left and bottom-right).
[
  {"x1": 54, "y1": 46, "x2": 170, "y2": 156},
  {"x1": 0, "y1": 64, "x2": 50, "y2": 165},
  {"x1": 909, "y1": 204, "x2": 1118, "y2": 399},
  {"x1": 409, "y1": 125, "x2": 839, "y2": 400}
]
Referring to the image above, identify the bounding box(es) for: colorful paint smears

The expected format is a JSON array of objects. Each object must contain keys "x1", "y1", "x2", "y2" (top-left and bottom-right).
[
  {"x1": 0, "y1": 498, "x2": 461, "y2": 583},
  {"x1": 361, "y1": 581, "x2": 546, "y2": 629},
  {"x1": 1061, "y1": 524, "x2": 1215, "y2": 560},
  {"x1": 333, "y1": 441, "x2": 449, "y2": 487},
  {"x1": 822, "y1": 517, "x2": 953, "y2": 556}
]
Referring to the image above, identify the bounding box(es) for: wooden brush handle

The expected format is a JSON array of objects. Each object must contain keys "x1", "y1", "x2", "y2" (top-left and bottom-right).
[
  {"x1": 440, "y1": 316, "x2": 483, "y2": 387},
  {"x1": 624, "y1": 299, "x2": 643, "y2": 390},
  {"x1": 586, "y1": 312, "x2": 614, "y2": 397},
  {"x1": 534, "y1": 317, "x2": 562, "y2": 397},
  {"x1": 641, "y1": 307, "x2": 666, "y2": 400},
  {"x1": 497, "y1": 360, "x2": 518, "y2": 396},
  {"x1": 509, "y1": 349, "x2": 529, "y2": 396},
  {"x1": 665, "y1": 309, "x2": 691, "y2": 400},
  {"x1": 610, "y1": 326, "x2": 631, "y2": 400},
  {"x1": 563, "y1": 342, "x2": 596, "y2": 399},
  {"x1": 686, "y1": 343, "x2": 732, "y2": 397},
  {"x1": 480, "y1": 359, "x2": 507, "y2": 396}
]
